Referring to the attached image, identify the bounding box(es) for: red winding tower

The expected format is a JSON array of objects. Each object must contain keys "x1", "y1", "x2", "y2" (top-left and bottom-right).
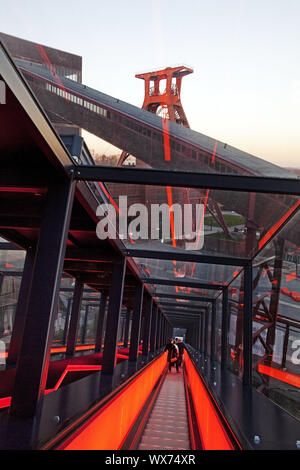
[{"x1": 118, "y1": 65, "x2": 193, "y2": 166}]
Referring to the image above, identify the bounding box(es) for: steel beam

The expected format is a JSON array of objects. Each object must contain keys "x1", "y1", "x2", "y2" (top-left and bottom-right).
[
  {"x1": 154, "y1": 293, "x2": 216, "y2": 302},
  {"x1": 123, "y1": 309, "x2": 131, "y2": 348},
  {"x1": 95, "y1": 294, "x2": 107, "y2": 352},
  {"x1": 210, "y1": 300, "x2": 217, "y2": 361},
  {"x1": 126, "y1": 248, "x2": 249, "y2": 266},
  {"x1": 10, "y1": 177, "x2": 75, "y2": 417},
  {"x1": 129, "y1": 283, "x2": 144, "y2": 361},
  {"x1": 150, "y1": 305, "x2": 158, "y2": 353},
  {"x1": 62, "y1": 297, "x2": 72, "y2": 345},
  {"x1": 74, "y1": 165, "x2": 300, "y2": 195},
  {"x1": 143, "y1": 277, "x2": 225, "y2": 290},
  {"x1": 142, "y1": 294, "x2": 153, "y2": 356},
  {"x1": 158, "y1": 302, "x2": 207, "y2": 310},
  {"x1": 243, "y1": 262, "x2": 253, "y2": 386},
  {"x1": 102, "y1": 257, "x2": 126, "y2": 374},
  {"x1": 221, "y1": 287, "x2": 229, "y2": 368},
  {"x1": 66, "y1": 278, "x2": 84, "y2": 355},
  {"x1": 156, "y1": 311, "x2": 162, "y2": 349},
  {"x1": 81, "y1": 304, "x2": 89, "y2": 344},
  {"x1": 204, "y1": 308, "x2": 210, "y2": 356}
]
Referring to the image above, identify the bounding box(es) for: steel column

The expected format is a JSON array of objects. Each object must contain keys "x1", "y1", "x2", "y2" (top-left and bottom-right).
[
  {"x1": 156, "y1": 311, "x2": 162, "y2": 349},
  {"x1": 66, "y1": 279, "x2": 84, "y2": 355},
  {"x1": 123, "y1": 309, "x2": 131, "y2": 348},
  {"x1": 221, "y1": 287, "x2": 229, "y2": 368},
  {"x1": 149, "y1": 305, "x2": 158, "y2": 353},
  {"x1": 142, "y1": 294, "x2": 153, "y2": 356},
  {"x1": 81, "y1": 304, "x2": 89, "y2": 344},
  {"x1": 62, "y1": 297, "x2": 72, "y2": 345},
  {"x1": 210, "y1": 300, "x2": 217, "y2": 361},
  {"x1": 204, "y1": 307, "x2": 210, "y2": 356},
  {"x1": 102, "y1": 257, "x2": 126, "y2": 374},
  {"x1": 129, "y1": 283, "x2": 144, "y2": 361},
  {"x1": 281, "y1": 324, "x2": 290, "y2": 369},
  {"x1": 10, "y1": 177, "x2": 75, "y2": 417},
  {"x1": 243, "y1": 262, "x2": 253, "y2": 386},
  {"x1": 95, "y1": 295, "x2": 107, "y2": 352}
]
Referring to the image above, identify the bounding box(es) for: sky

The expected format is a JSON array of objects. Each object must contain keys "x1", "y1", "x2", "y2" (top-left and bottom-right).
[{"x1": 1, "y1": 0, "x2": 300, "y2": 167}]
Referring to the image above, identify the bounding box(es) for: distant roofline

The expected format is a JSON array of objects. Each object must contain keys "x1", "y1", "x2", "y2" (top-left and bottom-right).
[{"x1": 0, "y1": 32, "x2": 82, "y2": 61}]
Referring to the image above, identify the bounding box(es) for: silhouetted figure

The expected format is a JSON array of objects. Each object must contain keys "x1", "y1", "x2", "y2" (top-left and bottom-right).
[
  {"x1": 175, "y1": 338, "x2": 185, "y2": 369},
  {"x1": 164, "y1": 338, "x2": 178, "y2": 372}
]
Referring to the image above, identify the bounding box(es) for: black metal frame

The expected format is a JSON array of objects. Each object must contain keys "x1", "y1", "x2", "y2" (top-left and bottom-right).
[
  {"x1": 1, "y1": 36, "x2": 299, "y2": 450},
  {"x1": 74, "y1": 165, "x2": 300, "y2": 196}
]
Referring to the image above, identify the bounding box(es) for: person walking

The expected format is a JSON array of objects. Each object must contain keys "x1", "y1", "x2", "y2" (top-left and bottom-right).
[
  {"x1": 164, "y1": 338, "x2": 179, "y2": 372},
  {"x1": 175, "y1": 338, "x2": 185, "y2": 369}
]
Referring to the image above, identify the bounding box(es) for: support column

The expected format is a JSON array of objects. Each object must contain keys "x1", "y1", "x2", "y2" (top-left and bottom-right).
[
  {"x1": 162, "y1": 317, "x2": 166, "y2": 347},
  {"x1": 7, "y1": 246, "x2": 36, "y2": 365},
  {"x1": 129, "y1": 283, "x2": 144, "y2": 361},
  {"x1": 123, "y1": 309, "x2": 131, "y2": 349},
  {"x1": 243, "y1": 262, "x2": 253, "y2": 386},
  {"x1": 10, "y1": 177, "x2": 75, "y2": 417},
  {"x1": 211, "y1": 300, "x2": 216, "y2": 361},
  {"x1": 156, "y1": 310, "x2": 162, "y2": 349},
  {"x1": 221, "y1": 288, "x2": 229, "y2": 368},
  {"x1": 81, "y1": 304, "x2": 89, "y2": 344},
  {"x1": 62, "y1": 297, "x2": 72, "y2": 346},
  {"x1": 150, "y1": 305, "x2": 157, "y2": 353},
  {"x1": 204, "y1": 307, "x2": 209, "y2": 356},
  {"x1": 142, "y1": 294, "x2": 153, "y2": 356},
  {"x1": 102, "y1": 257, "x2": 126, "y2": 374},
  {"x1": 95, "y1": 294, "x2": 107, "y2": 352},
  {"x1": 197, "y1": 316, "x2": 201, "y2": 350},
  {"x1": 66, "y1": 278, "x2": 84, "y2": 355},
  {"x1": 200, "y1": 314, "x2": 204, "y2": 353}
]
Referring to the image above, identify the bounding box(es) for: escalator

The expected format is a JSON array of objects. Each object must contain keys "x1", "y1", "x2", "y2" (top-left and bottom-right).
[
  {"x1": 42, "y1": 350, "x2": 240, "y2": 450},
  {"x1": 137, "y1": 367, "x2": 190, "y2": 450}
]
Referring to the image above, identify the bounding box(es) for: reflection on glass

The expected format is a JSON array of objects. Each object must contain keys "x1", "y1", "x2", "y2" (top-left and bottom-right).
[
  {"x1": 252, "y1": 210, "x2": 300, "y2": 420},
  {"x1": 0, "y1": 239, "x2": 25, "y2": 358},
  {"x1": 227, "y1": 270, "x2": 244, "y2": 378}
]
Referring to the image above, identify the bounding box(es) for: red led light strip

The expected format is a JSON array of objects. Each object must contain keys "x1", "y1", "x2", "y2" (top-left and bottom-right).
[
  {"x1": 258, "y1": 364, "x2": 300, "y2": 388},
  {"x1": 259, "y1": 199, "x2": 300, "y2": 250},
  {"x1": 184, "y1": 352, "x2": 241, "y2": 450}
]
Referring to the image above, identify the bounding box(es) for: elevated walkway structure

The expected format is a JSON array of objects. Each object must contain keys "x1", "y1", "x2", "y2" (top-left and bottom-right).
[{"x1": 0, "y1": 35, "x2": 299, "y2": 450}]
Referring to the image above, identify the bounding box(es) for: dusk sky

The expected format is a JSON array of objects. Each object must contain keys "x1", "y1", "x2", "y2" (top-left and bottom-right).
[{"x1": 1, "y1": 0, "x2": 300, "y2": 167}]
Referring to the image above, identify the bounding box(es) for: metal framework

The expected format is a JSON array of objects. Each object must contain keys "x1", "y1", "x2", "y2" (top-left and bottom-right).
[{"x1": 0, "y1": 35, "x2": 299, "y2": 450}]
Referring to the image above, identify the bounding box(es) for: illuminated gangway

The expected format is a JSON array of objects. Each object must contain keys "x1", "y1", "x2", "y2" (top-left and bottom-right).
[{"x1": 0, "y1": 35, "x2": 299, "y2": 451}]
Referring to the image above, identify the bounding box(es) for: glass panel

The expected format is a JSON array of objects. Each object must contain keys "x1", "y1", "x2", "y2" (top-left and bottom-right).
[
  {"x1": 0, "y1": 239, "x2": 25, "y2": 362},
  {"x1": 84, "y1": 303, "x2": 99, "y2": 344},
  {"x1": 252, "y1": 209, "x2": 300, "y2": 420},
  {"x1": 215, "y1": 296, "x2": 223, "y2": 362},
  {"x1": 146, "y1": 283, "x2": 221, "y2": 299},
  {"x1": 133, "y1": 257, "x2": 240, "y2": 285},
  {"x1": 105, "y1": 183, "x2": 298, "y2": 256},
  {"x1": 52, "y1": 291, "x2": 72, "y2": 346},
  {"x1": 227, "y1": 270, "x2": 244, "y2": 378}
]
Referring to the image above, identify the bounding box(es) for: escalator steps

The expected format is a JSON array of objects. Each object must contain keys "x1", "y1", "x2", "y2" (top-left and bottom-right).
[{"x1": 138, "y1": 368, "x2": 190, "y2": 450}]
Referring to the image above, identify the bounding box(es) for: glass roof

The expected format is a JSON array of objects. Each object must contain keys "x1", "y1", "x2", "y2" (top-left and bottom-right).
[
  {"x1": 146, "y1": 283, "x2": 221, "y2": 299},
  {"x1": 104, "y1": 182, "x2": 300, "y2": 260},
  {"x1": 1, "y1": 34, "x2": 300, "y2": 321},
  {"x1": 132, "y1": 257, "x2": 241, "y2": 285}
]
